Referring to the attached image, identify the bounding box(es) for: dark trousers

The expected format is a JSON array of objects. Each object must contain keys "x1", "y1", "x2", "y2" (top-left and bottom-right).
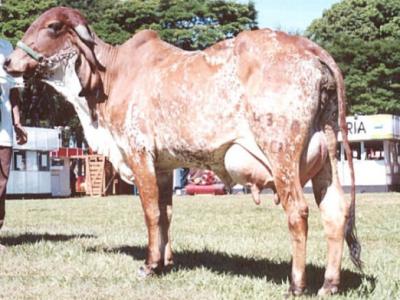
[{"x1": 0, "y1": 146, "x2": 12, "y2": 229}]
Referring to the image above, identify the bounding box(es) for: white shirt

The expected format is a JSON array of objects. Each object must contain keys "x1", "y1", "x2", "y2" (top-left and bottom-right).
[
  {"x1": 0, "y1": 40, "x2": 23, "y2": 147},
  {"x1": 0, "y1": 75, "x2": 14, "y2": 146}
]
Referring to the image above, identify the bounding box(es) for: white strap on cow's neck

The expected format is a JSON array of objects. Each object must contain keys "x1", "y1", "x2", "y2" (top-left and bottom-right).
[{"x1": 16, "y1": 41, "x2": 43, "y2": 62}]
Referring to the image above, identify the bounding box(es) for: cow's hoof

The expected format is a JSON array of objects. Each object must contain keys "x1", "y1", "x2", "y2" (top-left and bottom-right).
[
  {"x1": 286, "y1": 284, "x2": 305, "y2": 297},
  {"x1": 317, "y1": 284, "x2": 338, "y2": 296},
  {"x1": 137, "y1": 262, "x2": 166, "y2": 278},
  {"x1": 317, "y1": 278, "x2": 339, "y2": 296},
  {"x1": 137, "y1": 265, "x2": 157, "y2": 278},
  {"x1": 162, "y1": 262, "x2": 174, "y2": 274}
]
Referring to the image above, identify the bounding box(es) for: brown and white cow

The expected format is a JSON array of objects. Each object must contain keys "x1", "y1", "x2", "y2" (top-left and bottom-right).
[{"x1": 4, "y1": 7, "x2": 361, "y2": 296}]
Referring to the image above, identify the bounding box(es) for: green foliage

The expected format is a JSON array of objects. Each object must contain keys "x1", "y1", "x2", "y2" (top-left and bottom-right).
[
  {"x1": 306, "y1": 0, "x2": 400, "y2": 115},
  {"x1": 308, "y1": 0, "x2": 400, "y2": 42},
  {"x1": 0, "y1": 0, "x2": 57, "y2": 45},
  {"x1": 93, "y1": 0, "x2": 257, "y2": 49},
  {"x1": 0, "y1": 0, "x2": 257, "y2": 145}
]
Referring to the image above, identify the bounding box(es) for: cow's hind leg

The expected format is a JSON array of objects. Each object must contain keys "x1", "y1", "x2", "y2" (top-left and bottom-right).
[
  {"x1": 312, "y1": 126, "x2": 348, "y2": 296},
  {"x1": 277, "y1": 176, "x2": 309, "y2": 296},
  {"x1": 156, "y1": 170, "x2": 174, "y2": 270}
]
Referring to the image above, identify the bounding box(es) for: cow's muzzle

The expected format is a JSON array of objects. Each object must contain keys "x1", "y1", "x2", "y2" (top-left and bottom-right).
[
  {"x1": 2, "y1": 57, "x2": 24, "y2": 77},
  {"x1": 4, "y1": 56, "x2": 34, "y2": 78},
  {"x1": 3, "y1": 41, "x2": 44, "y2": 77}
]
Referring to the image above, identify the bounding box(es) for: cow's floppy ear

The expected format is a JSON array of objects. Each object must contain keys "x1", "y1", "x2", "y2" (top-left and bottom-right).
[
  {"x1": 73, "y1": 34, "x2": 104, "y2": 92},
  {"x1": 64, "y1": 9, "x2": 106, "y2": 120},
  {"x1": 74, "y1": 24, "x2": 95, "y2": 45},
  {"x1": 71, "y1": 26, "x2": 106, "y2": 121},
  {"x1": 75, "y1": 53, "x2": 104, "y2": 121},
  {"x1": 72, "y1": 24, "x2": 104, "y2": 70}
]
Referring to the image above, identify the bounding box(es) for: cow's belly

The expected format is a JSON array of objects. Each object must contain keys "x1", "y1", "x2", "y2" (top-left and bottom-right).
[
  {"x1": 154, "y1": 115, "x2": 249, "y2": 170},
  {"x1": 155, "y1": 139, "x2": 233, "y2": 171}
]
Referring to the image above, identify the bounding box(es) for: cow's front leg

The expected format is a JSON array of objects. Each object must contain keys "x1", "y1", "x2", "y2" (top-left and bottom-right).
[
  {"x1": 278, "y1": 178, "x2": 309, "y2": 296},
  {"x1": 134, "y1": 159, "x2": 173, "y2": 277}
]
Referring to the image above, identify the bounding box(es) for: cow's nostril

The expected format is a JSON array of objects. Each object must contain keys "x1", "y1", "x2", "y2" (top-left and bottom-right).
[{"x1": 3, "y1": 58, "x2": 11, "y2": 67}]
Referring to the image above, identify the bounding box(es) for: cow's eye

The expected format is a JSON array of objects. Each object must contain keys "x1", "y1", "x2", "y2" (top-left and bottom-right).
[{"x1": 47, "y1": 22, "x2": 64, "y2": 33}]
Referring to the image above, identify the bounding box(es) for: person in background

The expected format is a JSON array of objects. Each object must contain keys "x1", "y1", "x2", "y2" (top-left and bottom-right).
[
  {"x1": 0, "y1": 39, "x2": 27, "y2": 247},
  {"x1": 181, "y1": 168, "x2": 190, "y2": 185},
  {"x1": 69, "y1": 160, "x2": 77, "y2": 196}
]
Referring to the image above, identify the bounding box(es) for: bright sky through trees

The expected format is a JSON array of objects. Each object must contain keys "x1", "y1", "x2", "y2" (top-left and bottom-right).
[{"x1": 239, "y1": 0, "x2": 340, "y2": 31}]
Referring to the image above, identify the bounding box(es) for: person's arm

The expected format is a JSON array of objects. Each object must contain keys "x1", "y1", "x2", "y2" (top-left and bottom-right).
[{"x1": 10, "y1": 88, "x2": 28, "y2": 145}]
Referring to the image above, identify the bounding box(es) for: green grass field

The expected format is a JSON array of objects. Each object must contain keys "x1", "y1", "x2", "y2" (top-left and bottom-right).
[{"x1": 0, "y1": 193, "x2": 399, "y2": 299}]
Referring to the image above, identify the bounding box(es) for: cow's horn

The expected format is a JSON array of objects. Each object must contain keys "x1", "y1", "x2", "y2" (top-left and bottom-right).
[{"x1": 74, "y1": 24, "x2": 94, "y2": 45}]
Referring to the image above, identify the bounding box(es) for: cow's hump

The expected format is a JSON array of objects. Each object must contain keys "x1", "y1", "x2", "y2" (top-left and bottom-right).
[{"x1": 125, "y1": 30, "x2": 160, "y2": 50}]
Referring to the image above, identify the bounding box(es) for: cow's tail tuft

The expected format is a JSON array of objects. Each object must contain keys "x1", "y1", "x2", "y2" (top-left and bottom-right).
[
  {"x1": 317, "y1": 46, "x2": 363, "y2": 271},
  {"x1": 338, "y1": 76, "x2": 363, "y2": 271}
]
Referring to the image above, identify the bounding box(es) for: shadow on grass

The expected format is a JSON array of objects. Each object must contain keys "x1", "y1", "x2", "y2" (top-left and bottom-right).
[
  {"x1": 88, "y1": 244, "x2": 376, "y2": 296},
  {"x1": 0, "y1": 233, "x2": 96, "y2": 246}
]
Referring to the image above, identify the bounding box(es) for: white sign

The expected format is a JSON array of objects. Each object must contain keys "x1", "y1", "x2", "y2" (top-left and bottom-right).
[{"x1": 340, "y1": 114, "x2": 400, "y2": 141}]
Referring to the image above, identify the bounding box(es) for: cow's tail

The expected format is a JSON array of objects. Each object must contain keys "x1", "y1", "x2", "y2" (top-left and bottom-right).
[{"x1": 316, "y1": 47, "x2": 362, "y2": 271}]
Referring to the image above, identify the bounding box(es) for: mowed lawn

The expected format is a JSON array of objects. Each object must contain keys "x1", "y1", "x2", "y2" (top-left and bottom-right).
[{"x1": 0, "y1": 193, "x2": 399, "y2": 299}]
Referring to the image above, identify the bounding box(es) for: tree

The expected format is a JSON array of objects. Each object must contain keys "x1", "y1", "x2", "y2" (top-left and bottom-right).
[
  {"x1": 94, "y1": 0, "x2": 257, "y2": 49},
  {"x1": 0, "y1": 0, "x2": 257, "y2": 144},
  {"x1": 0, "y1": 0, "x2": 57, "y2": 45},
  {"x1": 306, "y1": 0, "x2": 400, "y2": 115}
]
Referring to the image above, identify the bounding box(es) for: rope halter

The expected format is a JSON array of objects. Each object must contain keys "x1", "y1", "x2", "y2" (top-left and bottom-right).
[
  {"x1": 16, "y1": 40, "x2": 78, "y2": 77},
  {"x1": 16, "y1": 41, "x2": 43, "y2": 62}
]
